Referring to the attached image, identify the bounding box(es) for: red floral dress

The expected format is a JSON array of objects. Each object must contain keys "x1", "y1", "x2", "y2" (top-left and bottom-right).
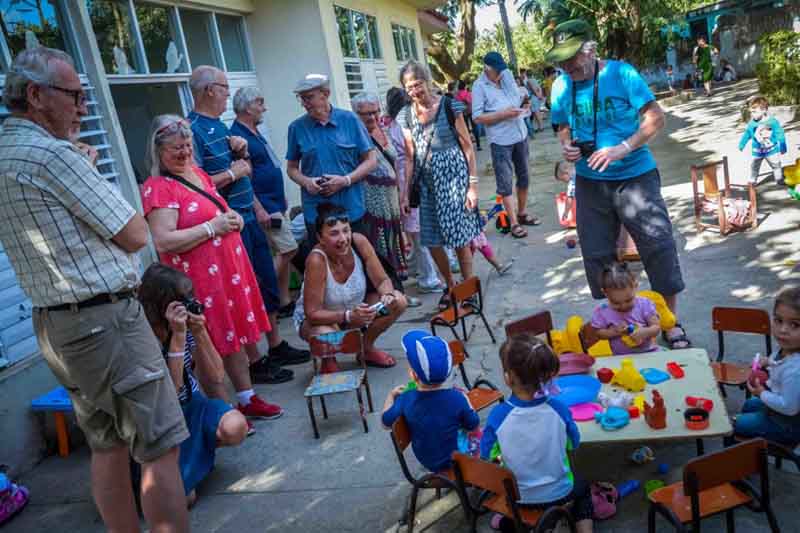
[{"x1": 142, "y1": 167, "x2": 271, "y2": 356}]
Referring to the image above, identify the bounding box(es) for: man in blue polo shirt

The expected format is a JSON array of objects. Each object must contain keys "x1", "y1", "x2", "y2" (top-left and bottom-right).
[
  {"x1": 286, "y1": 73, "x2": 377, "y2": 244},
  {"x1": 189, "y1": 66, "x2": 309, "y2": 383}
]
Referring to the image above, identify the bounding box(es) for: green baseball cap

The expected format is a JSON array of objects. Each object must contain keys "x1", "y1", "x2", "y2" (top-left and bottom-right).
[{"x1": 545, "y1": 19, "x2": 592, "y2": 64}]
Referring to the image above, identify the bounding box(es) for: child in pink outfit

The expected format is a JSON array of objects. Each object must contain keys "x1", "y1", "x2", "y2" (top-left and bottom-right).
[{"x1": 470, "y1": 217, "x2": 512, "y2": 275}]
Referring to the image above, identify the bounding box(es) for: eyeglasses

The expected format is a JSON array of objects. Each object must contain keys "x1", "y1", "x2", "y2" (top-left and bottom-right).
[
  {"x1": 47, "y1": 84, "x2": 87, "y2": 106},
  {"x1": 297, "y1": 91, "x2": 319, "y2": 103},
  {"x1": 322, "y1": 214, "x2": 349, "y2": 227},
  {"x1": 356, "y1": 109, "x2": 380, "y2": 117},
  {"x1": 211, "y1": 82, "x2": 229, "y2": 91},
  {"x1": 156, "y1": 119, "x2": 190, "y2": 137},
  {"x1": 404, "y1": 81, "x2": 426, "y2": 93}
]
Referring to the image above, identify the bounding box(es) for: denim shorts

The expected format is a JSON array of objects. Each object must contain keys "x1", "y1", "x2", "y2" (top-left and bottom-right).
[
  {"x1": 575, "y1": 168, "x2": 685, "y2": 299},
  {"x1": 490, "y1": 140, "x2": 530, "y2": 196}
]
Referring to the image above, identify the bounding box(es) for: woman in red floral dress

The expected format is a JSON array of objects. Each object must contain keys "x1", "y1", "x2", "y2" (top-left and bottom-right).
[{"x1": 142, "y1": 114, "x2": 281, "y2": 421}]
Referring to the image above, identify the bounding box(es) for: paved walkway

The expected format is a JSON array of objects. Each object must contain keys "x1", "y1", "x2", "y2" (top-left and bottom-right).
[{"x1": 12, "y1": 80, "x2": 800, "y2": 532}]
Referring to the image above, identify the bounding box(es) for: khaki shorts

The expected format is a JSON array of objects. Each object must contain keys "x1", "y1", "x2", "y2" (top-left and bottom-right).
[
  {"x1": 33, "y1": 298, "x2": 188, "y2": 464},
  {"x1": 264, "y1": 212, "x2": 299, "y2": 255}
]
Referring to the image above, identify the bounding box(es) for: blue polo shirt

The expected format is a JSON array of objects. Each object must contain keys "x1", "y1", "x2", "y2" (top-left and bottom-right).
[
  {"x1": 550, "y1": 60, "x2": 657, "y2": 181},
  {"x1": 286, "y1": 106, "x2": 372, "y2": 224},
  {"x1": 230, "y1": 120, "x2": 287, "y2": 214},
  {"x1": 189, "y1": 111, "x2": 255, "y2": 219}
]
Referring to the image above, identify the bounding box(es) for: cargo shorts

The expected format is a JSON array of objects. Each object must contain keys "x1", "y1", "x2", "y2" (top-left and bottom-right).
[{"x1": 33, "y1": 298, "x2": 188, "y2": 464}]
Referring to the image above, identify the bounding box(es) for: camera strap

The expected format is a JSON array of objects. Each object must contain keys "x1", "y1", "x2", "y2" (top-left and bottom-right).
[
  {"x1": 166, "y1": 171, "x2": 227, "y2": 214},
  {"x1": 571, "y1": 60, "x2": 599, "y2": 144}
]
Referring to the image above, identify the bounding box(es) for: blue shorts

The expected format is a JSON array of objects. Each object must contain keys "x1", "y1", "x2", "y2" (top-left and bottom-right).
[
  {"x1": 239, "y1": 215, "x2": 280, "y2": 312},
  {"x1": 490, "y1": 140, "x2": 530, "y2": 196},
  {"x1": 179, "y1": 392, "x2": 232, "y2": 494}
]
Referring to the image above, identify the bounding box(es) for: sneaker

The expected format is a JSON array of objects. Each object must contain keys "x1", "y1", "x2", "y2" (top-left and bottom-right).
[
  {"x1": 0, "y1": 474, "x2": 29, "y2": 526},
  {"x1": 418, "y1": 281, "x2": 445, "y2": 293},
  {"x1": 250, "y1": 356, "x2": 294, "y2": 384},
  {"x1": 245, "y1": 419, "x2": 256, "y2": 436},
  {"x1": 407, "y1": 296, "x2": 422, "y2": 307},
  {"x1": 238, "y1": 395, "x2": 283, "y2": 420},
  {"x1": 277, "y1": 301, "x2": 296, "y2": 319},
  {"x1": 269, "y1": 340, "x2": 311, "y2": 366},
  {"x1": 449, "y1": 261, "x2": 461, "y2": 274}
]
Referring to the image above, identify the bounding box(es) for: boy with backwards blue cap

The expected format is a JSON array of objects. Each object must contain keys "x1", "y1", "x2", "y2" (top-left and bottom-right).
[{"x1": 381, "y1": 330, "x2": 480, "y2": 473}]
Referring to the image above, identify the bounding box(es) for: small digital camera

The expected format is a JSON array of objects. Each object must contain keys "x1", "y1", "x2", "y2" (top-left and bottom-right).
[
  {"x1": 573, "y1": 139, "x2": 597, "y2": 158},
  {"x1": 182, "y1": 297, "x2": 205, "y2": 315},
  {"x1": 368, "y1": 302, "x2": 390, "y2": 317}
]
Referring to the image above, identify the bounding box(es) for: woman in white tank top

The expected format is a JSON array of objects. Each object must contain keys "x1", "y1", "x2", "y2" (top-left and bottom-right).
[{"x1": 294, "y1": 204, "x2": 408, "y2": 373}]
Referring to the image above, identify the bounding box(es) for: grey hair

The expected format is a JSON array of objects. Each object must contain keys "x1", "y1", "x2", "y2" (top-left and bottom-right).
[
  {"x1": 189, "y1": 65, "x2": 219, "y2": 97},
  {"x1": 146, "y1": 114, "x2": 194, "y2": 177},
  {"x1": 351, "y1": 92, "x2": 381, "y2": 111},
  {"x1": 580, "y1": 40, "x2": 599, "y2": 56},
  {"x1": 399, "y1": 60, "x2": 431, "y2": 86},
  {"x1": 3, "y1": 46, "x2": 75, "y2": 112},
  {"x1": 233, "y1": 86, "x2": 263, "y2": 114}
]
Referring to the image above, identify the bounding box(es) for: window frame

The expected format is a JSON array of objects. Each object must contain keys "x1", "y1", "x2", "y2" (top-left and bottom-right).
[
  {"x1": 391, "y1": 23, "x2": 418, "y2": 62},
  {"x1": 334, "y1": 5, "x2": 381, "y2": 60},
  {"x1": 0, "y1": 0, "x2": 82, "y2": 71}
]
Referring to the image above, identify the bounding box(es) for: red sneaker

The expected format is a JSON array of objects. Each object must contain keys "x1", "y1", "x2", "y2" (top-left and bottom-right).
[
  {"x1": 238, "y1": 395, "x2": 283, "y2": 420},
  {"x1": 245, "y1": 419, "x2": 256, "y2": 437}
]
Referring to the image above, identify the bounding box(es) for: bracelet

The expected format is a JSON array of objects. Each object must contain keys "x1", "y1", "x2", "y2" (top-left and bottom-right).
[
  {"x1": 227, "y1": 169, "x2": 236, "y2": 182},
  {"x1": 621, "y1": 140, "x2": 632, "y2": 152},
  {"x1": 345, "y1": 174, "x2": 352, "y2": 187},
  {"x1": 469, "y1": 175, "x2": 479, "y2": 185},
  {"x1": 344, "y1": 309, "x2": 351, "y2": 324},
  {"x1": 202, "y1": 221, "x2": 215, "y2": 239},
  {"x1": 167, "y1": 351, "x2": 184, "y2": 359}
]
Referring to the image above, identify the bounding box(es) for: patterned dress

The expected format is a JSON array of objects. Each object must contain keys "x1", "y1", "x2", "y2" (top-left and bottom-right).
[
  {"x1": 142, "y1": 167, "x2": 271, "y2": 357},
  {"x1": 398, "y1": 98, "x2": 480, "y2": 248},
  {"x1": 363, "y1": 131, "x2": 407, "y2": 276}
]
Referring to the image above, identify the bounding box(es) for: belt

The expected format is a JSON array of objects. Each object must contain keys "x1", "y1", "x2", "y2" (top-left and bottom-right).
[{"x1": 45, "y1": 290, "x2": 137, "y2": 312}]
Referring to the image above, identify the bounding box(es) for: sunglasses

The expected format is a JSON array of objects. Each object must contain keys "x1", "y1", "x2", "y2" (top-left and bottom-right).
[
  {"x1": 322, "y1": 214, "x2": 350, "y2": 227},
  {"x1": 156, "y1": 119, "x2": 190, "y2": 137}
]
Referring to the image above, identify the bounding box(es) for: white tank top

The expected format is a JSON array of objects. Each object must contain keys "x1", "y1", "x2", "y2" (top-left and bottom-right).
[{"x1": 293, "y1": 248, "x2": 367, "y2": 328}]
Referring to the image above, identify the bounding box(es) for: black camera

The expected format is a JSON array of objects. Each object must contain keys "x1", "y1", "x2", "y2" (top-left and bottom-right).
[
  {"x1": 182, "y1": 297, "x2": 205, "y2": 315},
  {"x1": 573, "y1": 140, "x2": 596, "y2": 158}
]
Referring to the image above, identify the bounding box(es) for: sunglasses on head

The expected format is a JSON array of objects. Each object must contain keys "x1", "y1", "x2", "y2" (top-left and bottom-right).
[
  {"x1": 156, "y1": 119, "x2": 189, "y2": 137},
  {"x1": 322, "y1": 214, "x2": 349, "y2": 227}
]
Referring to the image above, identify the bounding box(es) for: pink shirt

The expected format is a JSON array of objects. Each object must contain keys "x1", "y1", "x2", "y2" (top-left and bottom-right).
[{"x1": 591, "y1": 296, "x2": 658, "y2": 355}]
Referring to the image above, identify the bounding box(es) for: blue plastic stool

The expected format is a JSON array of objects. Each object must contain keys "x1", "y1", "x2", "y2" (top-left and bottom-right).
[{"x1": 31, "y1": 387, "x2": 74, "y2": 457}]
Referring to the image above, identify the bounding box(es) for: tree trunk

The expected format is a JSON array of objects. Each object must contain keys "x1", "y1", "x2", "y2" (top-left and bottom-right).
[
  {"x1": 427, "y1": 0, "x2": 478, "y2": 82},
  {"x1": 498, "y1": 0, "x2": 518, "y2": 73}
]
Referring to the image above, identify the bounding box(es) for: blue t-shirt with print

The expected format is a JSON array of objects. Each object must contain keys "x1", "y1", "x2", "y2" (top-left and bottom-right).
[
  {"x1": 189, "y1": 111, "x2": 255, "y2": 219},
  {"x1": 738, "y1": 116, "x2": 787, "y2": 158},
  {"x1": 550, "y1": 60, "x2": 657, "y2": 181},
  {"x1": 230, "y1": 120, "x2": 287, "y2": 214},
  {"x1": 286, "y1": 106, "x2": 372, "y2": 224}
]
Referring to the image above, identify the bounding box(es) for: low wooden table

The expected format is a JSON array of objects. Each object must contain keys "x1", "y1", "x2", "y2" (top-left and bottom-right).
[{"x1": 578, "y1": 349, "x2": 732, "y2": 446}]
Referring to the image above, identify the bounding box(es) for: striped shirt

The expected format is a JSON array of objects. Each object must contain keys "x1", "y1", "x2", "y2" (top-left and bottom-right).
[
  {"x1": 0, "y1": 118, "x2": 139, "y2": 307},
  {"x1": 176, "y1": 331, "x2": 201, "y2": 404}
]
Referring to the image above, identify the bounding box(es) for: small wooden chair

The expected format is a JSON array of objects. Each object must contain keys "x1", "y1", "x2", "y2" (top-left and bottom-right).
[
  {"x1": 390, "y1": 416, "x2": 463, "y2": 533},
  {"x1": 451, "y1": 453, "x2": 576, "y2": 533},
  {"x1": 691, "y1": 156, "x2": 757, "y2": 235},
  {"x1": 449, "y1": 339, "x2": 504, "y2": 412},
  {"x1": 431, "y1": 276, "x2": 495, "y2": 343},
  {"x1": 647, "y1": 438, "x2": 781, "y2": 533},
  {"x1": 504, "y1": 310, "x2": 553, "y2": 346},
  {"x1": 733, "y1": 435, "x2": 800, "y2": 473},
  {"x1": 579, "y1": 323, "x2": 601, "y2": 353},
  {"x1": 305, "y1": 329, "x2": 374, "y2": 439},
  {"x1": 710, "y1": 306, "x2": 771, "y2": 398}
]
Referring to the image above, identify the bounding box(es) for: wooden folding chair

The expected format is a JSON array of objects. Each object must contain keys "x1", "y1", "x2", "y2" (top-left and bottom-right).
[
  {"x1": 305, "y1": 329, "x2": 374, "y2": 439},
  {"x1": 648, "y1": 438, "x2": 781, "y2": 533},
  {"x1": 449, "y1": 339, "x2": 503, "y2": 412},
  {"x1": 390, "y1": 416, "x2": 463, "y2": 533},
  {"x1": 504, "y1": 310, "x2": 554, "y2": 346},
  {"x1": 710, "y1": 306, "x2": 771, "y2": 398},
  {"x1": 691, "y1": 156, "x2": 757, "y2": 235},
  {"x1": 431, "y1": 276, "x2": 495, "y2": 343},
  {"x1": 452, "y1": 453, "x2": 576, "y2": 533}
]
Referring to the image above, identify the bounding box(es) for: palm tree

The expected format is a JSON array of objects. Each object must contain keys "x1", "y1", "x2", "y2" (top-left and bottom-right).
[{"x1": 497, "y1": 0, "x2": 518, "y2": 73}]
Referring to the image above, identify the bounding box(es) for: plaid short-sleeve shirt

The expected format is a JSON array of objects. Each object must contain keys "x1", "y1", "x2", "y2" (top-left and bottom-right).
[{"x1": 0, "y1": 118, "x2": 139, "y2": 307}]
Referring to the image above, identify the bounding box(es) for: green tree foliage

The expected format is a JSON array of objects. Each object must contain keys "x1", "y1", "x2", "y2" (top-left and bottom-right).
[
  {"x1": 756, "y1": 30, "x2": 800, "y2": 105},
  {"x1": 428, "y1": 0, "x2": 494, "y2": 83},
  {"x1": 467, "y1": 22, "x2": 549, "y2": 80}
]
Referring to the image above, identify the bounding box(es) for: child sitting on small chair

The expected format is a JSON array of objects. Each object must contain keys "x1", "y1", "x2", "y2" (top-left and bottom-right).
[
  {"x1": 381, "y1": 330, "x2": 480, "y2": 473},
  {"x1": 591, "y1": 262, "x2": 660, "y2": 354},
  {"x1": 739, "y1": 95, "x2": 787, "y2": 185},
  {"x1": 481, "y1": 334, "x2": 593, "y2": 533},
  {"x1": 554, "y1": 160, "x2": 576, "y2": 223},
  {"x1": 734, "y1": 287, "x2": 800, "y2": 445},
  {"x1": 471, "y1": 215, "x2": 512, "y2": 275}
]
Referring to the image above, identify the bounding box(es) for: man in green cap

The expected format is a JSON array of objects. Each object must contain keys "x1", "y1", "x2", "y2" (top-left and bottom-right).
[{"x1": 546, "y1": 19, "x2": 692, "y2": 350}]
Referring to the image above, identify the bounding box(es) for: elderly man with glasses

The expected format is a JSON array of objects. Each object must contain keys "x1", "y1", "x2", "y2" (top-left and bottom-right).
[
  {"x1": 0, "y1": 46, "x2": 189, "y2": 532},
  {"x1": 188, "y1": 66, "x2": 309, "y2": 387},
  {"x1": 286, "y1": 74, "x2": 378, "y2": 245}
]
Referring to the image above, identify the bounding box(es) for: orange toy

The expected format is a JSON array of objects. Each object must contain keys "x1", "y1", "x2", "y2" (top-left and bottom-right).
[{"x1": 644, "y1": 390, "x2": 667, "y2": 430}]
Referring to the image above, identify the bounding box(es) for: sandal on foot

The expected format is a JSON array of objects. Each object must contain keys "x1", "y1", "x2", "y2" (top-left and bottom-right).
[
  {"x1": 662, "y1": 323, "x2": 692, "y2": 350},
  {"x1": 496, "y1": 261, "x2": 513, "y2": 275},
  {"x1": 438, "y1": 290, "x2": 452, "y2": 311},
  {"x1": 517, "y1": 213, "x2": 541, "y2": 226},
  {"x1": 510, "y1": 224, "x2": 528, "y2": 239},
  {"x1": 362, "y1": 349, "x2": 396, "y2": 368}
]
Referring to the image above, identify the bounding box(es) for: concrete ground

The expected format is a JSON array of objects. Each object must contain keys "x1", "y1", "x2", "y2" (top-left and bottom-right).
[{"x1": 10, "y1": 79, "x2": 800, "y2": 532}]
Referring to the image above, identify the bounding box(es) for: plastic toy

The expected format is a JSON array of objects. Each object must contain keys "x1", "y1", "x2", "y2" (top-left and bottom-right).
[
  {"x1": 611, "y1": 358, "x2": 646, "y2": 392},
  {"x1": 596, "y1": 367, "x2": 614, "y2": 383},
  {"x1": 637, "y1": 290, "x2": 677, "y2": 331},
  {"x1": 644, "y1": 390, "x2": 667, "y2": 430},
  {"x1": 550, "y1": 315, "x2": 613, "y2": 357},
  {"x1": 633, "y1": 395, "x2": 645, "y2": 412},
  {"x1": 657, "y1": 463, "x2": 670, "y2": 475},
  {"x1": 554, "y1": 375, "x2": 601, "y2": 406},
  {"x1": 494, "y1": 196, "x2": 510, "y2": 233},
  {"x1": 685, "y1": 396, "x2": 714, "y2": 412},
  {"x1": 621, "y1": 324, "x2": 639, "y2": 348},
  {"x1": 598, "y1": 391, "x2": 634, "y2": 409},
  {"x1": 640, "y1": 368, "x2": 671, "y2": 385},
  {"x1": 784, "y1": 158, "x2": 800, "y2": 187},
  {"x1": 749, "y1": 368, "x2": 769, "y2": 387},
  {"x1": 569, "y1": 402, "x2": 603, "y2": 421},
  {"x1": 630, "y1": 446, "x2": 654, "y2": 464},
  {"x1": 566, "y1": 237, "x2": 577, "y2": 249},
  {"x1": 684, "y1": 407, "x2": 710, "y2": 430},
  {"x1": 628, "y1": 406, "x2": 640, "y2": 418},
  {"x1": 556, "y1": 191, "x2": 577, "y2": 228},
  {"x1": 666, "y1": 361, "x2": 685, "y2": 379},
  {"x1": 594, "y1": 406, "x2": 630, "y2": 431},
  {"x1": 617, "y1": 479, "x2": 641, "y2": 498},
  {"x1": 790, "y1": 186, "x2": 800, "y2": 201},
  {"x1": 645, "y1": 479, "x2": 665, "y2": 496}
]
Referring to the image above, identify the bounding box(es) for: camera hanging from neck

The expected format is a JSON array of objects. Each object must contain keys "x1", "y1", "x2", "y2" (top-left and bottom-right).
[{"x1": 571, "y1": 59, "x2": 600, "y2": 147}]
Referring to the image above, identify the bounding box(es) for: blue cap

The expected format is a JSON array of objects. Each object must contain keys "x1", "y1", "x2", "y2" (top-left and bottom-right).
[
  {"x1": 483, "y1": 51, "x2": 508, "y2": 73},
  {"x1": 402, "y1": 330, "x2": 452, "y2": 385}
]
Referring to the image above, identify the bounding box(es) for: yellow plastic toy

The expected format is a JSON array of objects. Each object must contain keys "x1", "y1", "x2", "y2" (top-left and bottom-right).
[
  {"x1": 633, "y1": 394, "x2": 645, "y2": 412},
  {"x1": 637, "y1": 290, "x2": 676, "y2": 331},
  {"x1": 611, "y1": 357, "x2": 646, "y2": 392},
  {"x1": 550, "y1": 315, "x2": 613, "y2": 357},
  {"x1": 784, "y1": 158, "x2": 800, "y2": 187},
  {"x1": 621, "y1": 324, "x2": 639, "y2": 348}
]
